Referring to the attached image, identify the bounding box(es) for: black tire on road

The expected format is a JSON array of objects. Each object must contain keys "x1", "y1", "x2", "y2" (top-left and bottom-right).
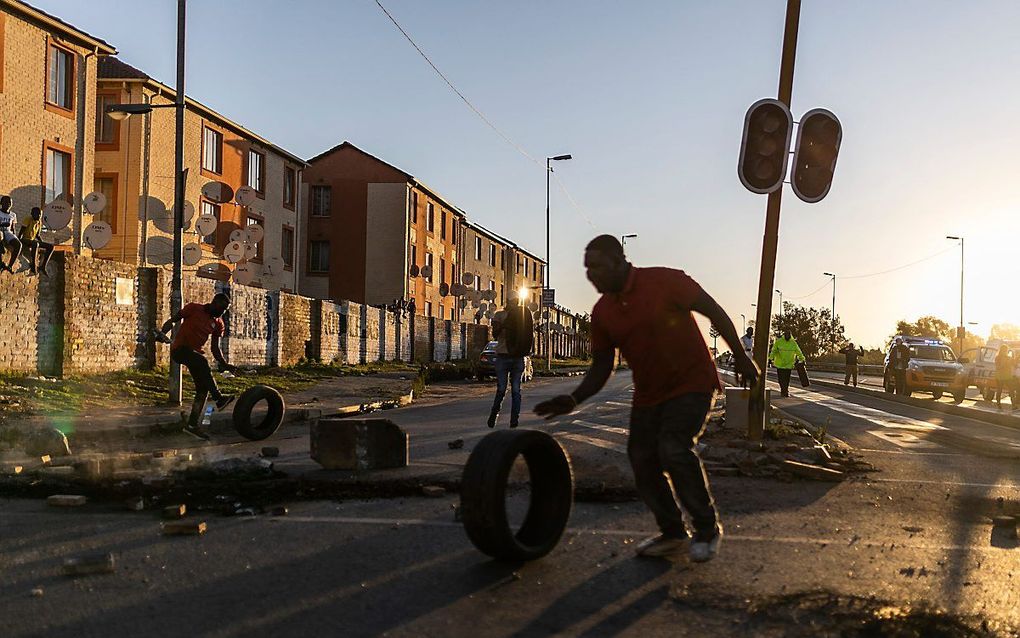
[
  {"x1": 460, "y1": 429, "x2": 573, "y2": 562},
  {"x1": 932, "y1": 390, "x2": 943, "y2": 400},
  {"x1": 232, "y1": 385, "x2": 286, "y2": 441}
]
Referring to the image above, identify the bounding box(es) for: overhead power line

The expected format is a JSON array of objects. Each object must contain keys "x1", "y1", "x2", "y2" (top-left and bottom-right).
[
  {"x1": 787, "y1": 246, "x2": 957, "y2": 301},
  {"x1": 372, "y1": 0, "x2": 598, "y2": 231}
]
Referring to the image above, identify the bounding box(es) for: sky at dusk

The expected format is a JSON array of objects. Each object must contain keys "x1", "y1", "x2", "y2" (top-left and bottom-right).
[{"x1": 39, "y1": 0, "x2": 1020, "y2": 348}]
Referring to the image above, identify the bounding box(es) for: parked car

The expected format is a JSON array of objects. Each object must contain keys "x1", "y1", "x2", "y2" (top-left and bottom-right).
[
  {"x1": 962, "y1": 339, "x2": 1020, "y2": 400},
  {"x1": 476, "y1": 341, "x2": 534, "y2": 382},
  {"x1": 882, "y1": 335, "x2": 967, "y2": 402}
]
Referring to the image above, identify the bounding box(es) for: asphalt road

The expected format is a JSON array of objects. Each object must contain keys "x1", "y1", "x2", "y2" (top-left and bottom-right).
[{"x1": 2, "y1": 372, "x2": 1019, "y2": 636}]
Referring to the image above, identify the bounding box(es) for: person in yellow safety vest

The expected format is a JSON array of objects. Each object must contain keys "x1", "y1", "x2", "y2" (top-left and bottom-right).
[{"x1": 769, "y1": 329, "x2": 805, "y2": 397}]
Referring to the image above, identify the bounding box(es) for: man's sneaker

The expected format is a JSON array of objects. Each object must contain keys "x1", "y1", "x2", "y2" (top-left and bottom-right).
[
  {"x1": 182, "y1": 424, "x2": 211, "y2": 441},
  {"x1": 487, "y1": 412, "x2": 497, "y2": 428},
  {"x1": 215, "y1": 395, "x2": 236, "y2": 411},
  {"x1": 634, "y1": 534, "x2": 687, "y2": 558},
  {"x1": 509, "y1": 420, "x2": 519, "y2": 429},
  {"x1": 689, "y1": 532, "x2": 721, "y2": 563}
]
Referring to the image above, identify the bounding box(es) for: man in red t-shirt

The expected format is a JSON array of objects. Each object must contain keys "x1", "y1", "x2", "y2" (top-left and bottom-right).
[
  {"x1": 157, "y1": 292, "x2": 237, "y2": 440},
  {"x1": 536, "y1": 235, "x2": 758, "y2": 563}
]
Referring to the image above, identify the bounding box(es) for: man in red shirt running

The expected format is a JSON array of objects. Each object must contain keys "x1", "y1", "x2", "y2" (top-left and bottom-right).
[
  {"x1": 157, "y1": 292, "x2": 237, "y2": 440},
  {"x1": 536, "y1": 235, "x2": 758, "y2": 563}
]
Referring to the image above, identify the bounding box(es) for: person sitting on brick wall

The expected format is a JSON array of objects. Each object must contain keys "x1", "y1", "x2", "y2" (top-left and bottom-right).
[
  {"x1": 156, "y1": 292, "x2": 237, "y2": 440},
  {"x1": 0, "y1": 196, "x2": 23, "y2": 274},
  {"x1": 18, "y1": 207, "x2": 54, "y2": 277}
]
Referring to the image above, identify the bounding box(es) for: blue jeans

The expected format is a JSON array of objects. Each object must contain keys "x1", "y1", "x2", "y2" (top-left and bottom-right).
[{"x1": 491, "y1": 356, "x2": 525, "y2": 425}]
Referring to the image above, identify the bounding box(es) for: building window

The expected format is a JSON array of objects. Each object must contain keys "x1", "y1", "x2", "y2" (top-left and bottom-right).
[
  {"x1": 283, "y1": 167, "x2": 296, "y2": 209},
  {"x1": 95, "y1": 94, "x2": 119, "y2": 145},
  {"x1": 474, "y1": 274, "x2": 480, "y2": 291},
  {"x1": 500, "y1": 249, "x2": 505, "y2": 269},
  {"x1": 46, "y1": 42, "x2": 74, "y2": 111},
  {"x1": 246, "y1": 215, "x2": 264, "y2": 261},
  {"x1": 427, "y1": 203, "x2": 435, "y2": 232},
  {"x1": 200, "y1": 200, "x2": 220, "y2": 245},
  {"x1": 311, "y1": 185, "x2": 331, "y2": 216},
  {"x1": 247, "y1": 149, "x2": 265, "y2": 195},
  {"x1": 489, "y1": 244, "x2": 496, "y2": 267},
  {"x1": 410, "y1": 244, "x2": 417, "y2": 270},
  {"x1": 309, "y1": 240, "x2": 330, "y2": 273},
  {"x1": 440, "y1": 258, "x2": 446, "y2": 284},
  {"x1": 425, "y1": 301, "x2": 433, "y2": 318},
  {"x1": 440, "y1": 210, "x2": 447, "y2": 239},
  {"x1": 489, "y1": 280, "x2": 495, "y2": 292},
  {"x1": 474, "y1": 236, "x2": 482, "y2": 261},
  {"x1": 524, "y1": 259, "x2": 529, "y2": 278},
  {"x1": 282, "y1": 226, "x2": 294, "y2": 269},
  {"x1": 500, "y1": 285, "x2": 504, "y2": 305},
  {"x1": 516, "y1": 255, "x2": 521, "y2": 274},
  {"x1": 93, "y1": 175, "x2": 117, "y2": 232},
  {"x1": 425, "y1": 253, "x2": 434, "y2": 283},
  {"x1": 411, "y1": 191, "x2": 418, "y2": 223},
  {"x1": 44, "y1": 146, "x2": 71, "y2": 204},
  {"x1": 451, "y1": 220, "x2": 457, "y2": 245},
  {"x1": 202, "y1": 126, "x2": 222, "y2": 174}
]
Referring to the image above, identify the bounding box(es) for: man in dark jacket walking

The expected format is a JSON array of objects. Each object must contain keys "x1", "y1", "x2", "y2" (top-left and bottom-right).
[
  {"x1": 488, "y1": 295, "x2": 534, "y2": 428},
  {"x1": 840, "y1": 342, "x2": 865, "y2": 387},
  {"x1": 889, "y1": 338, "x2": 911, "y2": 395}
]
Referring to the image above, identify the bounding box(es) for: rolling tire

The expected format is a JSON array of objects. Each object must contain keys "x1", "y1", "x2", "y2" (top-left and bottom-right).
[
  {"x1": 460, "y1": 430, "x2": 573, "y2": 562},
  {"x1": 232, "y1": 385, "x2": 286, "y2": 441},
  {"x1": 932, "y1": 390, "x2": 943, "y2": 400},
  {"x1": 953, "y1": 390, "x2": 966, "y2": 404}
]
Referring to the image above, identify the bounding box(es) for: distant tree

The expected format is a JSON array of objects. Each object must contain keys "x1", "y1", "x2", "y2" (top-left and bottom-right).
[
  {"x1": 893, "y1": 316, "x2": 953, "y2": 342},
  {"x1": 772, "y1": 303, "x2": 846, "y2": 360},
  {"x1": 990, "y1": 323, "x2": 1020, "y2": 341}
]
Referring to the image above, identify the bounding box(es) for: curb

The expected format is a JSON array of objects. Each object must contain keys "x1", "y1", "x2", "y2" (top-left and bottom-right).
[{"x1": 811, "y1": 378, "x2": 1020, "y2": 430}]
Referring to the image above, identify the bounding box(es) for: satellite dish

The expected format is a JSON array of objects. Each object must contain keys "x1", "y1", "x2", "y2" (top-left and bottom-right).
[
  {"x1": 478, "y1": 302, "x2": 488, "y2": 313},
  {"x1": 233, "y1": 262, "x2": 256, "y2": 286},
  {"x1": 264, "y1": 256, "x2": 285, "y2": 278},
  {"x1": 420, "y1": 265, "x2": 433, "y2": 279},
  {"x1": 183, "y1": 242, "x2": 202, "y2": 266},
  {"x1": 83, "y1": 222, "x2": 112, "y2": 250},
  {"x1": 224, "y1": 241, "x2": 245, "y2": 264},
  {"x1": 462, "y1": 272, "x2": 474, "y2": 286},
  {"x1": 229, "y1": 229, "x2": 246, "y2": 243},
  {"x1": 235, "y1": 185, "x2": 257, "y2": 206},
  {"x1": 485, "y1": 310, "x2": 494, "y2": 320},
  {"x1": 195, "y1": 214, "x2": 218, "y2": 237},
  {"x1": 43, "y1": 200, "x2": 72, "y2": 231},
  {"x1": 199, "y1": 262, "x2": 231, "y2": 280},
  {"x1": 244, "y1": 223, "x2": 264, "y2": 244},
  {"x1": 459, "y1": 299, "x2": 468, "y2": 309},
  {"x1": 84, "y1": 192, "x2": 107, "y2": 215},
  {"x1": 542, "y1": 310, "x2": 550, "y2": 319},
  {"x1": 439, "y1": 282, "x2": 450, "y2": 297},
  {"x1": 43, "y1": 227, "x2": 73, "y2": 245},
  {"x1": 409, "y1": 264, "x2": 420, "y2": 277},
  {"x1": 451, "y1": 283, "x2": 464, "y2": 296},
  {"x1": 528, "y1": 302, "x2": 539, "y2": 312},
  {"x1": 201, "y1": 181, "x2": 234, "y2": 204},
  {"x1": 145, "y1": 237, "x2": 174, "y2": 265},
  {"x1": 243, "y1": 241, "x2": 258, "y2": 261},
  {"x1": 174, "y1": 201, "x2": 196, "y2": 231}
]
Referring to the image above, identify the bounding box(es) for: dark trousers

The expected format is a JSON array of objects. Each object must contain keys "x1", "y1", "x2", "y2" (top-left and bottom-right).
[
  {"x1": 777, "y1": 367, "x2": 793, "y2": 397},
  {"x1": 171, "y1": 346, "x2": 222, "y2": 428},
  {"x1": 844, "y1": 364, "x2": 858, "y2": 387},
  {"x1": 894, "y1": 369, "x2": 907, "y2": 395},
  {"x1": 490, "y1": 355, "x2": 525, "y2": 424},
  {"x1": 23, "y1": 239, "x2": 54, "y2": 273},
  {"x1": 628, "y1": 393, "x2": 718, "y2": 539}
]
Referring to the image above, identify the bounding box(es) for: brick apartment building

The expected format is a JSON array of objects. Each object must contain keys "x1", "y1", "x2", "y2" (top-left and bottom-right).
[
  {"x1": 93, "y1": 58, "x2": 307, "y2": 292},
  {"x1": 300, "y1": 141, "x2": 467, "y2": 320},
  {"x1": 0, "y1": 0, "x2": 117, "y2": 254}
]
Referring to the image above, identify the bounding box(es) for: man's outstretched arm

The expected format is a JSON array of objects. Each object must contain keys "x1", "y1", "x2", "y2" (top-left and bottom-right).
[
  {"x1": 210, "y1": 334, "x2": 237, "y2": 372},
  {"x1": 691, "y1": 289, "x2": 759, "y2": 386},
  {"x1": 159, "y1": 311, "x2": 182, "y2": 336},
  {"x1": 534, "y1": 347, "x2": 615, "y2": 419}
]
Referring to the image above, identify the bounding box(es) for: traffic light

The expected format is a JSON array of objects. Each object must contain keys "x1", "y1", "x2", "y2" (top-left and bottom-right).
[
  {"x1": 738, "y1": 98, "x2": 794, "y2": 194},
  {"x1": 791, "y1": 108, "x2": 842, "y2": 203}
]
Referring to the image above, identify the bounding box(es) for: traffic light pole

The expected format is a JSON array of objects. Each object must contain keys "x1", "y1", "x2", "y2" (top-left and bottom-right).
[{"x1": 749, "y1": 0, "x2": 800, "y2": 440}]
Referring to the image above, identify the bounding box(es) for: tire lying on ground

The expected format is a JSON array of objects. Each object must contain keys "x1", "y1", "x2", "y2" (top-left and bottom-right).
[
  {"x1": 232, "y1": 385, "x2": 286, "y2": 441},
  {"x1": 460, "y1": 429, "x2": 574, "y2": 561}
]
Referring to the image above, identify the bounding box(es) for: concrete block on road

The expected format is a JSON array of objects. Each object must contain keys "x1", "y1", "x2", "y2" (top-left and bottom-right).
[
  {"x1": 311, "y1": 417, "x2": 409, "y2": 471},
  {"x1": 260, "y1": 446, "x2": 280, "y2": 458},
  {"x1": 724, "y1": 387, "x2": 772, "y2": 432},
  {"x1": 162, "y1": 504, "x2": 186, "y2": 519},
  {"x1": 62, "y1": 553, "x2": 115, "y2": 576},
  {"x1": 47, "y1": 494, "x2": 87, "y2": 507},
  {"x1": 779, "y1": 460, "x2": 845, "y2": 482},
  {"x1": 422, "y1": 485, "x2": 446, "y2": 497},
  {"x1": 162, "y1": 521, "x2": 207, "y2": 536}
]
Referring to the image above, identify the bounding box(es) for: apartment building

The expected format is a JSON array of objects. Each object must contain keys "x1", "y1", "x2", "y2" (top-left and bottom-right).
[
  {"x1": 507, "y1": 244, "x2": 545, "y2": 309},
  {"x1": 301, "y1": 141, "x2": 465, "y2": 320},
  {"x1": 0, "y1": 1, "x2": 116, "y2": 253},
  {"x1": 94, "y1": 58, "x2": 307, "y2": 292},
  {"x1": 460, "y1": 221, "x2": 511, "y2": 319}
]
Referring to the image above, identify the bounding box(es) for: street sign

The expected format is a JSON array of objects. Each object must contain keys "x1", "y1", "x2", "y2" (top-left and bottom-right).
[{"x1": 542, "y1": 289, "x2": 555, "y2": 307}]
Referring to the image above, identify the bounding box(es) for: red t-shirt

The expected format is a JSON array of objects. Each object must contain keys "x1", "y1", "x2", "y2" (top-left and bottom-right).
[
  {"x1": 171, "y1": 303, "x2": 224, "y2": 353},
  {"x1": 590, "y1": 267, "x2": 721, "y2": 406}
]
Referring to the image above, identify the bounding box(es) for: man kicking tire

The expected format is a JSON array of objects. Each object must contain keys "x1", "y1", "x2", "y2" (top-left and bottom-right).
[{"x1": 157, "y1": 292, "x2": 237, "y2": 440}]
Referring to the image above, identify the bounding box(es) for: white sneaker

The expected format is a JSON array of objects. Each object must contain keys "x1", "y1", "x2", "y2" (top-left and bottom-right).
[
  {"x1": 634, "y1": 534, "x2": 687, "y2": 558},
  {"x1": 689, "y1": 533, "x2": 721, "y2": 563}
]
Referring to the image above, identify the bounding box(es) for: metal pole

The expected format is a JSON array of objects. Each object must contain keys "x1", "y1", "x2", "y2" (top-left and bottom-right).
[
  {"x1": 749, "y1": 0, "x2": 800, "y2": 440},
  {"x1": 959, "y1": 238, "x2": 964, "y2": 354},
  {"x1": 168, "y1": 0, "x2": 186, "y2": 405},
  {"x1": 546, "y1": 157, "x2": 552, "y2": 371}
]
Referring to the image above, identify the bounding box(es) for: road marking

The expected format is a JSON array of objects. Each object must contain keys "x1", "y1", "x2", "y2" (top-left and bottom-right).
[
  {"x1": 571, "y1": 419, "x2": 629, "y2": 436},
  {"x1": 786, "y1": 386, "x2": 947, "y2": 432},
  {"x1": 866, "y1": 430, "x2": 942, "y2": 450},
  {"x1": 558, "y1": 432, "x2": 627, "y2": 454},
  {"x1": 271, "y1": 516, "x2": 1008, "y2": 553},
  {"x1": 864, "y1": 477, "x2": 1019, "y2": 489},
  {"x1": 855, "y1": 448, "x2": 962, "y2": 456}
]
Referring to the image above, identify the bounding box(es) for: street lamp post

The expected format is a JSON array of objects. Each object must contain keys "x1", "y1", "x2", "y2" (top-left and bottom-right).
[
  {"x1": 740, "y1": 314, "x2": 746, "y2": 333},
  {"x1": 106, "y1": 0, "x2": 187, "y2": 405},
  {"x1": 823, "y1": 272, "x2": 835, "y2": 320},
  {"x1": 947, "y1": 235, "x2": 964, "y2": 354},
  {"x1": 546, "y1": 153, "x2": 571, "y2": 371},
  {"x1": 621, "y1": 233, "x2": 637, "y2": 248},
  {"x1": 775, "y1": 289, "x2": 783, "y2": 316}
]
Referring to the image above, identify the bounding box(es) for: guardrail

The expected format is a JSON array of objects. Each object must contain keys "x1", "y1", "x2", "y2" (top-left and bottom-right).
[{"x1": 805, "y1": 362, "x2": 885, "y2": 376}]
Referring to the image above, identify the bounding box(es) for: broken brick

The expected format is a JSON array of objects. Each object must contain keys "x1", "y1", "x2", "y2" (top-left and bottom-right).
[
  {"x1": 162, "y1": 505, "x2": 186, "y2": 519},
  {"x1": 162, "y1": 521, "x2": 207, "y2": 536}
]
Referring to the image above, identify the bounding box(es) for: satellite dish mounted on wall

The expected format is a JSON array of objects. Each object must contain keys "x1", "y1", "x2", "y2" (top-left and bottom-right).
[
  {"x1": 83, "y1": 222, "x2": 112, "y2": 251},
  {"x1": 201, "y1": 181, "x2": 234, "y2": 205},
  {"x1": 83, "y1": 192, "x2": 107, "y2": 215}
]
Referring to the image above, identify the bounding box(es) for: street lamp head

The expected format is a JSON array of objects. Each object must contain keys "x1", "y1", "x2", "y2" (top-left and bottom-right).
[
  {"x1": 105, "y1": 103, "x2": 154, "y2": 121},
  {"x1": 550, "y1": 154, "x2": 572, "y2": 161},
  {"x1": 823, "y1": 272, "x2": 834, "y2": 277},
  {"x1": 946, "y1": 235, "x2": 960, "y2": 240},
  {"x1": 622, "y1": 234, "x2": 637, "y2": 239}
]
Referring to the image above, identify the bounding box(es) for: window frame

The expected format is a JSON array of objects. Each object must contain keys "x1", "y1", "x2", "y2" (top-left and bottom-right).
[
  {"x1": 246, "y1": 148, "x2": 266, "y2": 197},
  {"x1": 95, "y1": 91, "x2": 120, "y2": 150},
  {"x1": 245, "y1": 213, "x2": 265, "y2": 262},
  {"x1": 44, "y1": 37, "x2": 75, "y2": 117},
  {"x1": 199, "y1": 199, "x2": 221, "y2": 246},
  {"x1": 308, "y1": 239, "x2": 330, "y2": 275},
  {"x1": 92, "y1": 173, "x2": 119, "y2": 234},
  {"x1": 200, "y1": 124, "x2": 223, "y2": 176},
  {"x1": 427, "y1": 202, "x2": 435, "y2": 232},
  {"x1": 310, "y1": 185, "x2": 331, "y2": 217},
  {"x1": 283, "y1": 166, "x2": 296, "y2": 210},
  {"x1": 474, "y1": 236, "x2": 482, "y2": 261},
  {"x1": 489, "y1": 243, "x2": 496, "y2": 267},
  {"x1": 440, "y1": 210, "x2": 447, "y2": 240},
  {"x1": 410, "y1": 191, "x2": 418, "y2": 223},
  {"x1": 41, "y1": 140, "x2": 73, "y2": 208},
  {"x1": 281, "y1": 225, "x2": 295, "y2": 270}
]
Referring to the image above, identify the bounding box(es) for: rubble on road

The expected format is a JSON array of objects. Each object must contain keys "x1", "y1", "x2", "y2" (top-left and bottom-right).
[
  {"x1": 162, "y1": 521, "x2": 207, "y2": 536},
  {"x1": 260, "y1": 447, "x2": 280, "y2": 458},
  {"x1": 62, "y1": 553, "x2": 115, "y2": 576},
  {"x1": 125, "y1": 497, "x2": 146, "y2": 511},
  {"x1": 422, "y1": 485, "x2": 446, "y2": 497},
  {"x1": 448, "y1": 439, "x2": 464, "y2": 450},
  {"x1": 47, "y1": 494, "x2": 87, "y2": 507},
  {"x1": 162, "y1": 504, "x2": 186, "y2": 519}
]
